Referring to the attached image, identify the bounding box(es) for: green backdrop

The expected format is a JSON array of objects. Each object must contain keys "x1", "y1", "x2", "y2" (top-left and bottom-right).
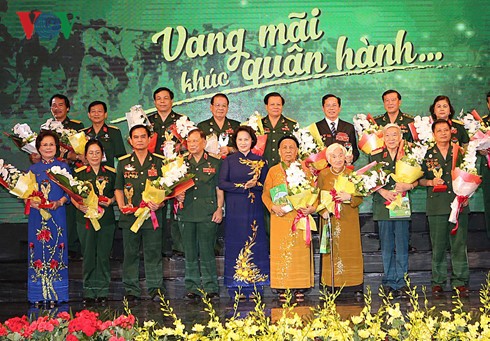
[{"x1": 0, "y1": 0, "x2": 488, "y2": 222}]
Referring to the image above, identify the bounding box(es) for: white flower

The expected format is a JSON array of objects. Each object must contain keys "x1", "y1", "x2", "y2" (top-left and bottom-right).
[
  {"x1": 162, "y1": 141, "x2": 177, "y2": 159},
  {"x1": 242, "y1": 111, "x2": 264, "y2": 135},
  {"x1": 13, "y1": 123, "x2": 37, "y2": 141},
  {"x1": 175, "y1": 116, "x2": 196, "y2": 138},
  {"x1": 40, "y1": 118, "x2": 64, "y2": 133},
  {"x1": 460, "y1": 140, "x2": 478, "y2": 174},
  {"x1": 413, "y1": 116, "x2": 434, "y2": 144},
  {"x1": 293, "y1": 128, "x2": 319, "y2": 158},
  {"x1": 50, "y1": 166, "x2": 78, "y2": 186},
  {"x1": 285, "y1": 161, "x2": 313, "y2": 194},
  {"x1": 353, "y1": 114, "x2": 379, "y2": 135}
]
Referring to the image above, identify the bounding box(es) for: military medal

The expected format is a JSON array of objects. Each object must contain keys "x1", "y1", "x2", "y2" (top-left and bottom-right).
[
  {"x1": 148, "y1": 164, "x2": 157, "y2": 177},
  {"x1": 124, "y1": 183, "x2": 134, "y2": 207},
  {"x1": 432, "y1": 168, "x2": 447, "y2": 192}
]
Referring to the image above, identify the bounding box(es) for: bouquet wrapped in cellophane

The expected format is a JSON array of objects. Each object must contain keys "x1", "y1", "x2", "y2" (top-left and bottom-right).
[
  {"x1": 353, "y1": 114, "x2": 384, "y2": 154},
  {"x1": 0, "y1": 159, "x2": 52, "y2": 219},
  {"x1": 449, "y1": 141, "x2": 481, "y2": 234},
  {"x1": 4, "y1": 123, "x2": 38, "y2": 154},
  {"x1": 345, "y1": 161, "x2": 389, "y2": 196},
  {"x1": 408, "y1": 115, "x2": 435, "y2": 145},
  {"x1": 242, "y1": 111, "x2": 267, "y2": 156},
  {"x1": 41, "y1": 118, "x2": 87, "y2": 155},
  {"x1": 46, "y1": 166, "x2": 104, "y2": 230},
  {"x1": 460, "y1": 109, "x2": 490, "y2": 152},
  {"x1": 293, "y1": 124, "x2": 327, "y2": 171},
  {"x1": 284, "y1": 161, "x2": 318, "y2": 244},
  {"x1": 130, "y1": 156, "x2": 195, "y2": 233},
  {"x1": 166, "y1": 116, "x2": 196, "y2": 154},
  {"x1": 316, "y1": 174, "x2": 356, "y2": 219}
]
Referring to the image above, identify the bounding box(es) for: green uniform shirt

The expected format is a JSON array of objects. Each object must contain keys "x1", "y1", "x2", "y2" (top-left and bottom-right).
[
  {"x1": 421, "y1": 144, "x2": 468, "y2": 216},
  {"x1": 374, "y1": 111, "x2": 414, "y2": 141},
  {"x1": 177, "y1": 153, "x2": 221, "y2": 222},
  {"x1": 82, "y1": 123, "x2": 126, "y2": 167},
  {"x1": 148, "y1": 110, "x2": 184, "y2": 154},
  {"x1": 449, "y1": 119, "x2": 469, "y2": 145},
  {"x1": 74, "y1": 165, "x2": 116, "y2": 225},
  {"x1": 262, "y1": 115, "x2": 297, "y2": 167},
  {"x1": 197, "y1": 117, "x2": 240, "y2": 148},
  {"x1": 115, "y1": 152, "x2": 165, "y2": 229},
  {"x1": 62, "y1": 116, "x2": 85, "y2": 131}
]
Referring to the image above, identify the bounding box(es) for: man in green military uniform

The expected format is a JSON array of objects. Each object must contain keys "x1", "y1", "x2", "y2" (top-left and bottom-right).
[
  {"x1": 175, "y1": 129, "x2": 224, "y2": 300},
  {"x1": 375, "y1": 90, "x2": 414, "y2": 141},
  {"x1": 81, "y1": 100, "x2": 126, "y2": 167},
  {"x1": 115, "y1": 124, "x2": 166, "y2": 302},
  {"x1": 419, "y1": 119, "x2": 469, "y2": 295},
  {"x1": 480, "y1": 92, "x2": 490, "y2": 239},
  {"x1": 197, "y1": 93, "x2": 240, "y2": 158},
  {"x1": 261, "y1": 92, "x2": 298, "y2": 167},
  {"x1": 73, "y1": 140, "x2": 117, "y2": 304},
  {"x1": 148, "y1": 87, "x2": 185, "y2": 257}
]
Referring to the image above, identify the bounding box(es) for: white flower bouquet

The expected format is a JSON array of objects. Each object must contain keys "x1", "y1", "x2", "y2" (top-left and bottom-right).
[
  {"x1": 284, "y1": 161, "x2": 318, "y2": 244},
  {"x1": 0, "y1": 159, "x2": 22, "y2": 192},
  {"x1": 41, "y1": 118, "x2": 87, "y2": 155},
  {"x1": 353, "y1": 114, "x2": 384, "y2": 154},
  {"x1": 460, "y1": 109, "x2": 490, "y2": 150},
  {"x1": 408, "y1": 115, "x2": 435, "y2": 145},
  {"x1": 293, "y1": 124, "x2": 327, "y2": 171},
  {"x1": 346, "y1": 161, "x2": 389, "y2": 196},
  {"x1": 4, "y1": 123, "x2": 38, "y2": 154},
  {"x1": 242, "y1": 111, "x2": 267, "y2": 156},
  {"x1": 390, "y1": 141, "x2": 426, "y2": 184},
  {"x1": 449, "y1": 141, "x2": 482, "y2": 234}
]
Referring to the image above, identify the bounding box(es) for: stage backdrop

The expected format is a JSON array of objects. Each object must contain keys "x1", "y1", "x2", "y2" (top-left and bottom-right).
[{"x1": 0, "y1": 0, "x2": 488, "y2": 222}]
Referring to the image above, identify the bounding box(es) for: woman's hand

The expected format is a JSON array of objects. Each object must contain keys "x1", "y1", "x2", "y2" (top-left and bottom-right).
[
  {"x1": 271, "y1": 204, "x2": 285, "y2": 217},
  {"x1": 147, "y1": 201, "x2": 164, "y2": 211},
  {"x1": 212, "y1": 207, "x2": 223, "y2": 223},
  {"x1": 335, "y1": 191, "x2": 352, "y2": 202},
  {"x1": 73, "y1": 201, "x2": 88, "y2": 213},
  {"x1": 244, "y1": 178, "x2": 257, "y2": 189},
  {"x1": 298, "y1": 205, "x2": 315, "y2": 215},
  {"x1": 379, "y1": 188, "x2": 398, "y2": 202},
  {"x1": 50, "y1": 199, "x2": 65, "y2": 210},
  {"x1": 28, "y1": 199, "x2": 40, "y2": 210},
  {"x1": 320, "y1": 211, "x2": 330, "y2": 219}
]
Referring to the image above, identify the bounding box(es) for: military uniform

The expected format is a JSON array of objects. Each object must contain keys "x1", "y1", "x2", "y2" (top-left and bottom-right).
[
  {"x1": 197, "y1": 117, "x2": 240, "y2": 149},
  {"x1": 481, "y1": 114, "x2": 490, "y2": 238},
  {"x1": 75, "y1": 165, "x2": 116, "y2": 300},
  {"x1": 82, "y1": 124, "x2": 126, "y2": 167},
  {"x1": 370, "y1": 149, "x2": 411, "y2": 291},
  {"x1": 148, "y1": 110, "x2": 185, "y2": 255},
  {"x1": 148, "y1": 110, "x2": 184, "y2": 154},
  {"x1": 262, "y1": 115, "x2": 297, "y2": 167},
  {"x1": 421, "y1": 144, "x2": 469, "y2": 288},
  {"x1": 177, "y1": 153, "x2": 222, "y2": 295},
  {"x1": 115, "y1": 152, "x2": 166, "y2": 298},
  {"x1": 448, "y1": 119, "x2": 469, "y2": 145},
  {"x1": 374, "y1": 112, "x2": 414, "y2": 141},
  {"x1": 61, "y1": 116, "x2": 85, "y2": 132}
]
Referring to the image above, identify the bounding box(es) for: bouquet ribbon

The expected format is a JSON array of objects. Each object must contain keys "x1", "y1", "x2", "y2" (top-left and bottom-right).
[
  {"x1": 130, "y1": 201, "x2": 159, "y2": 233},
  {"x1": 291, "y1": 211, "x2": 315, "y2": 245},
  {"x1": 385, "y1": 192, "x2": 406, "y2": 210},
  {"x1": 449, "y1": 195, "x2": 468, "y2": 235},
  {"x1": 26, "y1": 190, "x2": 52, "y2": 220}
]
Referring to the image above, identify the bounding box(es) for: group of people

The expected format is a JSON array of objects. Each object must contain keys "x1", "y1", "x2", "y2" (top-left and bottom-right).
[{"x1": 20, "y1": 88, "x2": 490, "y2": 307}]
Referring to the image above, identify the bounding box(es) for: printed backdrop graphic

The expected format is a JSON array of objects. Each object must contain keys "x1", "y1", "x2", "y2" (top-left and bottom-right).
[{"x1": 0, "y1": 0, "x2": 488, "y2": 222}]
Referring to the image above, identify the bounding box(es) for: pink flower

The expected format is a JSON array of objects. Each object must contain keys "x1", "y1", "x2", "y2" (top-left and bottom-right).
[
  {"x1": 57, "y1": 312, "x2": 71, "y2": 321},
  {"x1": 109, "y1": 337, "x2": 126, "y2": 341}
]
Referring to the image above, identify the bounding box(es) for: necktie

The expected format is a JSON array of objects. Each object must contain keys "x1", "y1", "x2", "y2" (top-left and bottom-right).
[{"x1": 330, "y1": 122, "x2": 337, "y2": 137}]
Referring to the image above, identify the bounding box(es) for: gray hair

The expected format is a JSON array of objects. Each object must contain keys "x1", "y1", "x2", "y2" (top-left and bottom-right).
[{"x1": 325, "y1": 143, "x2": 347, "y2": 162}]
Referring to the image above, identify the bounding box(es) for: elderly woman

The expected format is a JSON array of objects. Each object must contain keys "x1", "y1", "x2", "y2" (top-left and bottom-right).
[
  {"x1": 369, "y1": 124, "x2": 418, "y2": 298},
  {"x1": 262, "y1": 135, "x2": 315, "y2": 301},
  {"x1": 317, "y1": 143, "x2": 363, "y2": 297},
  {"x1": 429, "y1": 95, "x2": 469, "y2": 145},
  {"x1": 419, "y1": 119, "x2": 469, "y2": 295},
  {"x1": 219, "y1": 126, "x2": 269, "y2": 299},
  {"x1": 26, "y1": 130, "x2": 70, "y2": 308}
]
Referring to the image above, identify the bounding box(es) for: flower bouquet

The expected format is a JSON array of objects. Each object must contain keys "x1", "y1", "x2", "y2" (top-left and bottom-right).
[
  {"x1": 316, "y1": 174, "x2": 355, "y2": 219},
  {"x1": 0, "y1": 160, "x2": 52, "y2": 218},
  {"x1": 284, "y1": 161, "x2": 318, "y2": 244},
  {"x1": 353, "y1": 114, "x2": 384, "y2": 154},
  {"x1": 166, "y1": 115, "x2": 195, "y2": 154},
  {"x1": 4, "y1": 123, "x2": 38, "y2": 154},
  {"x1": 293, "y1": 124, "x2": 327, "y2": 171},
  {"x1": 41, "y1": 118, "x2": 87, "y2": 155},
  {"x1": 449, "y1": 141, "x2": 482, "y2": 234},
  {"x1": 408, "y1": 115, "x2": 435, "y2": 145},
  {"x1": 125, "y1": 104, "x2": 157, "y2": 152},
  {"x1": 346, "y1": 161, "x2": 389, "y2": 196},
  {"x1": 242, "y1": 111, "x2": 267, "y2": 156},
  {"x1": 130, "y1": 156, "x2": 195, "y2": 233},
  {"x1": 46, "y1": 166, "x2": 104, "y2": 230},
  {"x1": 460, "y1": 109, "x2": 490, "y2": 151}
]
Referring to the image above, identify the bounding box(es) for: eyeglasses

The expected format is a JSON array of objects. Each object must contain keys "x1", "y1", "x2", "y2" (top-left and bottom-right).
[{"x1": 87, "y1": 151, "x2": 102, "y2": 156}]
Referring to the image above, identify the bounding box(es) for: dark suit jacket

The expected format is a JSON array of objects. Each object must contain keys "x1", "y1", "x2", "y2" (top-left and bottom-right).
[{"x1": 315, "y1": 119, "x2": 360, "y2": 162}]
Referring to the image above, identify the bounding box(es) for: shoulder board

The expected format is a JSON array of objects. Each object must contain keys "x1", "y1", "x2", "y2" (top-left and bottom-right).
[
  {"x1": 153, "y1": 153, "x2": 165, "y2": 159},
  {"x1": 207, "y1": 153, "x2": 221, "y2": 160},
  {"x1": 80, "y1": 126, "x2": 90, "y2": 132},
  {"x1": 75, "y1": 165, "x2": 87, "y2": 173},
  {"x1": 285, "y1": 116, "x2": 297, "y2": 123},
  {"x1": 370, "y1": 149, "x2": 384, "y2": 156},
  {"x1": 373, "y1": 114, "x2": 384, "y2": 119},
  {"x1": 482, "y1": 114, "x2": 489, "y2": 120},
  {"x1": 107, "y1": 125, "x2": 120, "y2": 130},
  {"x1": 451, "y1": 119, "x2": 463, "y2": 125},
  {"x1": 401, "y1": 113, "x2": 414, "y2": 118},
  {"x1": 70, "y1": 119, "x2": 82, "y2": 124},
  {"x1": 104, "y1": 165, "x2": 116, "y2": 173},
  {"x1": 118, "y1": 154, "x2": 131, "y2": 161}
]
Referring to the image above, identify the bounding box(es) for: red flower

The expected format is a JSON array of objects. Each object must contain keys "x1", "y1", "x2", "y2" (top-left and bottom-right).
[
  {"x1": 58, "y1": 243, "x2": 65, "y2": 249},
  {"x1": 33, "y1": 259, "x2": 43, "y2": 269},
  {"x1": 66, "y1": 335, "x2": 79, "y2": 341},
  {"x1": 112, "y1": 314, "x2": 135, "y2": 329},
  {"x1": 37, "y1": 229, "x2": 52, "y2": 242},
  {"x1": 0, "y1": 324, "x2": 8, "y2": 336},
  {"x1": 29, "y1": 242, "x2": 34, "y2": 249},
  {"x1": 57, "y1": 312, "x2": 71, "y2": 321},
  {"x1": 4, "y1": 316, "x2": 29, "y2": 333},
  {"x1": 50, "y1": 259, "x2": 59, "y2": 269}
]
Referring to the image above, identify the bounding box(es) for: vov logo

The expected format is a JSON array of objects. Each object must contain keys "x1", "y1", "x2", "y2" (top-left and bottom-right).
[{"x1": 16, "y1": 11, "x2": 76, "y2": 40}]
